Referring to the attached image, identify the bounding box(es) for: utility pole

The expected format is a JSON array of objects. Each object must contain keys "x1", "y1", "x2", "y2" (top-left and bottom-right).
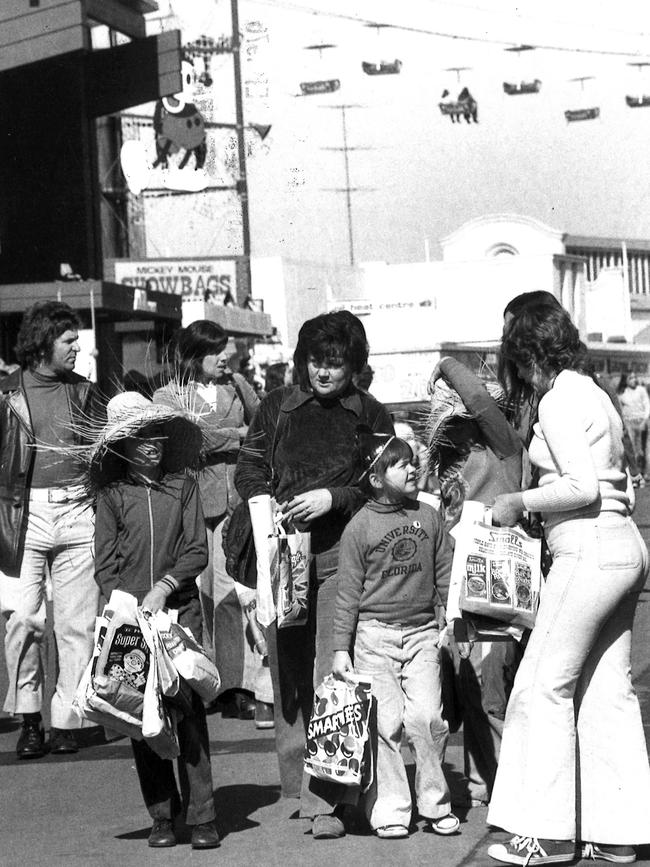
[
  {"x1": 321, "y1": 104, "x2": 374, "y2": 266},
  {"x1": 231, "y1": 0, "x2": 251, "y2": 305}
]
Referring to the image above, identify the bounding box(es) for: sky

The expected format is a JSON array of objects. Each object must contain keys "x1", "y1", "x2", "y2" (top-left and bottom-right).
[{"x1": 142, "y1": 0, "x2": 650, "y2": 267}]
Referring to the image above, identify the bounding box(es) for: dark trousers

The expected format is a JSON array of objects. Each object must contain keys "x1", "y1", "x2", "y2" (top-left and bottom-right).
[
  {"x1": 454, "y1": 639, "x2": 522, "y2": 801},
  {"x1": 130, "y1": 598, "x2": 216, "y2": 826},
  {"x1": 267, "y1": 544, "x2": 358, "y2": 817}
]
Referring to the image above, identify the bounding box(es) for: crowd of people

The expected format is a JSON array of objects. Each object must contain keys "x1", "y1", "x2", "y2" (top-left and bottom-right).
[{"x1": 0, "y1": 296, "x2": 649, "y2": 863}]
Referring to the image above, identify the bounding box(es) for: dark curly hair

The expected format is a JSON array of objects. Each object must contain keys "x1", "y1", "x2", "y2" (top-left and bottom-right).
[
  {"x1": 293, "y1": 310, "x2": 369, "y2": 392},
  {"x1": 501, "y1": 302, "x2": 584, "y2": 377},
  {"x1": 173, "y1": 320, "x2": 229, "y2": 382},
  {"x1": 15, "y1": 301, "x2": 82, "y2": 368}
]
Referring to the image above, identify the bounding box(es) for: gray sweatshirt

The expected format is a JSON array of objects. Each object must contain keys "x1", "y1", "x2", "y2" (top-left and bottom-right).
[{"x1": 332, "y1": 498, "x2": 453, "y2": 652}]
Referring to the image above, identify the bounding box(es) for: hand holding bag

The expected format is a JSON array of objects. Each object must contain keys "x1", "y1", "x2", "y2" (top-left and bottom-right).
[
  {"x1": 304, "y1": 674, "x2": 373, "y2": 787},
  {"x1": 451, "y1": 514, "x2": 541, "y2": 631},
  {"x1": 271, "y1": 521, "x2": 311, "y2": 629}
]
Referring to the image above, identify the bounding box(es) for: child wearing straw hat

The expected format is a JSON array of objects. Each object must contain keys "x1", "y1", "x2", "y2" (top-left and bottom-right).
[{"x1": 91, "y1": 392, "x2": 220, "y2": 850}]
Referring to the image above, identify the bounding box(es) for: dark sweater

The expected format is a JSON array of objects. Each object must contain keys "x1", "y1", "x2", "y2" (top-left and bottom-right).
[
  {"x1": 235, "y1": 384, "x2": 394, "y2": 553},
  {"x1": 332, "y1": 498, "x2": 454, "y2": 651},
  {"x1": 94, "y1": 472, "x2": 208, "y2": 606},
  {"x1": 23, "y1": 368, "x2": 80, "y2": 487}
]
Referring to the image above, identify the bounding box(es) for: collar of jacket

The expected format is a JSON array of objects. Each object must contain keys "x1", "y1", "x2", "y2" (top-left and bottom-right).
[
  {"x1": 280, "y1": 384, "x2": 363, "y2": 415},
  {"x1": 1, "y1": 366, "x2": 92, "y2": 437}
]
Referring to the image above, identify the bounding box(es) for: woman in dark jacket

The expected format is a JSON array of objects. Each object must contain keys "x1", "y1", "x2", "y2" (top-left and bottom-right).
[{"x1": 235, "y1": 310, "x2": 394, "y2": 839}]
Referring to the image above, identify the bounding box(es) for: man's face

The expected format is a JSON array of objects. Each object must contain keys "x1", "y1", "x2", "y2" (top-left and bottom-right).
[{"x1": 47, "y1": 330, "x2": 80, "y2": 375}]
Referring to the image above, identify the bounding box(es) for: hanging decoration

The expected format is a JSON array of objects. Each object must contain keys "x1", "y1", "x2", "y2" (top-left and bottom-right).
[
  {"x1": 625, "y1": 62, "x2": 650, "y2": 107},
  {"x1": 298, "y1": 42, "x2": 341, "y2": 96},
  {"x1": 439, "y1": 68, "x2": 478, "y2": 123},
  {"x1": 564, "y1": 76, "x2": 600, "y2": 122},
  {"x1": 361, "y1": 23, "x2": 402, "y2": 76},
  {"x1": 502, "y1": 45, "x2": 541, "y2": 95}
]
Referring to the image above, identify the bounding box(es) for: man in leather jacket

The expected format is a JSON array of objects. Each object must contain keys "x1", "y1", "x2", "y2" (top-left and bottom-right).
[{"x1": 0, "y1": 302, "x2": 101, "y2": 758}]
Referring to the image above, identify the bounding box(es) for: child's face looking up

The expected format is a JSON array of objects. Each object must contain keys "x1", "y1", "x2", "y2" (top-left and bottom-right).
[
  {"x1": 122, "y1": 423, "x2": 165, "y2": 470},
  {"x1": 375, "y1": 457, "x2": 418, "y2": 501}
]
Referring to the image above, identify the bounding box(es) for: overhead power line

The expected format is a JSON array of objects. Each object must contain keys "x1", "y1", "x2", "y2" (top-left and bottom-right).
[{"x1": 247, "y1": 0, "x2": 650, "y2": 59}]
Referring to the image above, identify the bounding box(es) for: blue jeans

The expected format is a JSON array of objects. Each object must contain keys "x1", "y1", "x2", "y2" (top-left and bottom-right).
[
  {"x1": 488, "y1": 513, "x2": 650, "y2": 844},
  {"x1": 354, "y1": 619, "x2": 451, "y2": 828}
]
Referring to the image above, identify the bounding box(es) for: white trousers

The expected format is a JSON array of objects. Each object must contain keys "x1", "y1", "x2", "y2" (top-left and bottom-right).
[
  {"x1": 0, "y1": 498, "x2": 98, "y2": 728},
  {"x1": 488, "y1": 513, "x2": 650, "y2": 844}
]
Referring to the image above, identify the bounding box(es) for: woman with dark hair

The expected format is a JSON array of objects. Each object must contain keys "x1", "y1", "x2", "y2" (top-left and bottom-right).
[
  {"x1": 153, "y1": 320, "x2": 264, "y2": 722},
  {"x1": 617, "y1": 371, "x2": 650, "y2": 478},
  {"x1": 235, "y1": 310, "x2": 394, "y2": 839},
  {"x1": 486, "y1": 303, "x2": 650, "y2": 866},
  {"x1": 500, "y1": 292, "x2": 641, "y2": 484}
]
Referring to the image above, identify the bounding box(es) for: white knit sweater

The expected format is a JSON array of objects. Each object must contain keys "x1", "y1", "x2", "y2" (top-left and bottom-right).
[{"x1": 522, "y1": 370, "x2": 631, "y2": 523}]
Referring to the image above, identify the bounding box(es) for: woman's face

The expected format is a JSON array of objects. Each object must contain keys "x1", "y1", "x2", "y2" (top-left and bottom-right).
[
  {"x1": 627, "y1": 373, "x2": 638, "y2": 389},
  {"x1": 201, "y1": 349, "x2": 228, "y2": 382},
  {"x1": 307, "y1": 355, "x2": 352, "y2": 398}
]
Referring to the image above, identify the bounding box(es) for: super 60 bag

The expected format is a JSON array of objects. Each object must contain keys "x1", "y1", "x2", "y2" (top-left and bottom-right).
[{"x1": 304, "y1": 675, "x2": 372, "y2": 787}]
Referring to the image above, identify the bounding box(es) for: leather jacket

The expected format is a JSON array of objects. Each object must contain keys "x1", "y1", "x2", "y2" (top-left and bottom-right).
[{"x1": 0, "y1": 368, "x2": 101, "y2": 576}]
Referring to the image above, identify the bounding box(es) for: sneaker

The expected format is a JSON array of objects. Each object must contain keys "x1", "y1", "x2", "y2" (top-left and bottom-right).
[
  {"x1": 581, "y1": 843, "x2": 636, "y2": 864},
  {"x1": 312, "y1": 813, "x2": 345, "y2": 839},
  {"x1": 148, "y1": 818, "x2": 176, "y2": 848},
  {"x1": 488, "y1": 836, "x2": 576, "y2": 865},
  {"x1": 48, "y1": 728, "x2": 79, "y2": 755},
  {"x1": 430, "y1": 813, "x2": 461, "y2": 835},
  {"x1": 16, "y1": 721, "x2": 45, "y2": 759},
  {"x1": 255, "y1": 700, "x2": 274, "y2": 730},
  {"x1": 376, "y1": 824, "x2": 409, "y2": 839}
]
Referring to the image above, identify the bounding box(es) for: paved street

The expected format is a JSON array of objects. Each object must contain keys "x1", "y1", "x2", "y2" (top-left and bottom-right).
[{"x1": 2, "y1": 492, "x2": 650, "y2": 867}]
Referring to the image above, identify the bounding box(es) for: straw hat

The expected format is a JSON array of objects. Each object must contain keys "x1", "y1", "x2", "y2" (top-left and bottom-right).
[
  {"x1": 89, "y1": 392, "x2": 203, "y2": 488},
  {"x1": 427, "y1": 378, "x2": 505, "y2": 450}
]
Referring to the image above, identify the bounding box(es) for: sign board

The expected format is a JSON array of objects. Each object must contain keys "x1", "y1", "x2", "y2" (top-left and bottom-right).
[
  {"x1": 112, "y1": 258, "x2": 237, "y2": 303},
  {"x1": 369, "y1": 351, "x2": 439, "y2": 404}
]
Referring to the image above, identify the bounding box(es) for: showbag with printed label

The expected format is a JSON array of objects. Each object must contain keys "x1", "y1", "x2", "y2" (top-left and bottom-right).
[
  {"x1": 271, "y1": 529, "x2": 311, "y2": 629},
  {"x1": 304, "y1": 675, "x2": 372, "y2": 787},
  {"x1": 453, "y1": 522, "x2": 541, "y2": 630}
]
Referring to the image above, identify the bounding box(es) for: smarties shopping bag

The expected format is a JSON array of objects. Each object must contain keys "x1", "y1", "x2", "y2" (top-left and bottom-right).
[
  {"x1": 451, "y1": 520, "x2": 541, "y2": 630},
  {"x1": 304, "y1": 675, "x2": 372, "y2": 787}
]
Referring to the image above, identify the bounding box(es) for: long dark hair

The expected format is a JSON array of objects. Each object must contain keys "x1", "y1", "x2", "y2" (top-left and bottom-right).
[
  {"x1": 501, "y1": 303, "x2": 584, "y2": 378},
  {"x1": 15, "y1": 301, "x2": 81, "y2": 368},
  {"x1": 293, "y1": 310, "x2": 369, "y2": 392},
  {"x1": 173, "y1": 320, "x2": 228, "y2": 382},
  {"x1": 617, "y1": 372, "x2": 637, "y2": 395}
]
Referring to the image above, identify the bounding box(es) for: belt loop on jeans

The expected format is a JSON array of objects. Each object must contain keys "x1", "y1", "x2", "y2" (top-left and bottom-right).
[{"x1": 28, "y1": 485, "x2": 85, "y2": 504}]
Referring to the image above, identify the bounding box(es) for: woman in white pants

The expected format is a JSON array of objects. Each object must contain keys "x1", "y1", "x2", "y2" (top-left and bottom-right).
[{"x1": 487, "y1": 301, "x2": 650, "y2": 866}]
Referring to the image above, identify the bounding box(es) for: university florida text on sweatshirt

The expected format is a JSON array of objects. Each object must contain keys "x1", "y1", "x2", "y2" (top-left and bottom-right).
[{"x1": 332, "y1": 498, "x2": 453, "y2": 652}]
